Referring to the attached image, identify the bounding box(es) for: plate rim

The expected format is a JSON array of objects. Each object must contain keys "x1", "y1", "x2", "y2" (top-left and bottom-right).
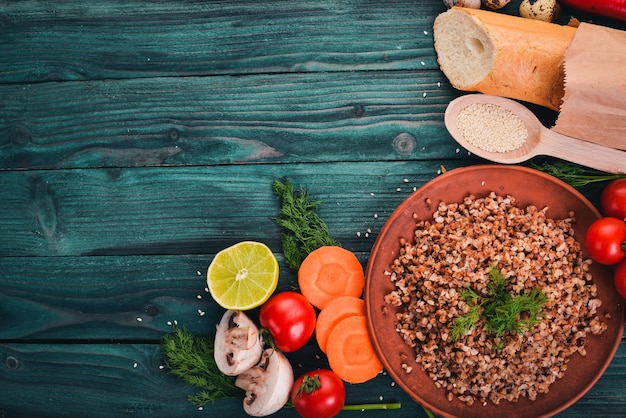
[{"x1": 364, "y1": 164, "x2": 625, "y2": 418}]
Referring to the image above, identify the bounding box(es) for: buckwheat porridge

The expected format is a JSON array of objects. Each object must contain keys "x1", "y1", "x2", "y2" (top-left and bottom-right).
[{"x1": 384, "y1": 192, "x2": 607, "y2": 406}]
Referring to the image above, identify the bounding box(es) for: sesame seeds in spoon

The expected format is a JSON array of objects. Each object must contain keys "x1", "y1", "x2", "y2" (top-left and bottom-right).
[{"x1": 444, "y1": 94, "x2": 626, "y2": 174}]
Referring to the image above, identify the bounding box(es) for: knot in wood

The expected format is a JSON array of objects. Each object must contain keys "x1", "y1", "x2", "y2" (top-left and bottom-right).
[
  {"x1": 5, "y1": 356, "x2": 19, "y2": 370},
  {"x1": 10, "y1": 125, "x2": 31, "y2": 146},
  {"x1": 392, "y1": 132, "x2": 417, "y2": 156}
]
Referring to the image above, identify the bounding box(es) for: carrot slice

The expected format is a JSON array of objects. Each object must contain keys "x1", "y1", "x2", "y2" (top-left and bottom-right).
[
  {"x1": 298, "y1": 246, "x2": 364, "y2": 310},
  {"x1": 326, "y1": 315, "x2": 382, "y2": 384},
  {"x1": 315, "y1": 296, "x2": 365, "y2": 354}
]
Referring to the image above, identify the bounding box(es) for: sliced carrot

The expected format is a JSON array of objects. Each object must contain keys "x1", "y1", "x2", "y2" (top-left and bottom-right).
[
  {"x1": 298, "y1": 246, "x2": 364, "y2": 310},
  {"x1": 326, "y1": 315, "x2": 383, "y2": 384},
  {"x1": 315, "y1": 296, "x2": 365, "y2": 354}
]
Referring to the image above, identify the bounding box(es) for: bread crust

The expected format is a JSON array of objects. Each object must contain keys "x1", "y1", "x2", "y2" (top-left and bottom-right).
[{"x1": 434, "y1": 8, "x2": 576, "y2": 110}]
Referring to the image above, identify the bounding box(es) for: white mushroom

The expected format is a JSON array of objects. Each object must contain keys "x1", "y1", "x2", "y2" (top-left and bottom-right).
[
  {"x1": 235, "y1": 349, "x2": 294, "y2": 417},
  {"x1": 214, "y1": 310, "x2": 263, "y2": 376}
]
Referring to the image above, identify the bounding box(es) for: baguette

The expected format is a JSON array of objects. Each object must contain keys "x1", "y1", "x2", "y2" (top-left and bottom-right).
[{"x1": 433, "y1": 8, "x2": 576, "y2": 110}]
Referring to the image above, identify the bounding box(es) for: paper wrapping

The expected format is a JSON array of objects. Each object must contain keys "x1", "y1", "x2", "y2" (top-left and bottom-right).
[{"x1": 553, "y1": 23, "x2": 626, "y2": 151}]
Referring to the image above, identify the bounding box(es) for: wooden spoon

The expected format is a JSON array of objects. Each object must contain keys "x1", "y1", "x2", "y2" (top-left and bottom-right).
[{"x1": 444, "y1": 94, "x2": 626, "y2": 174}]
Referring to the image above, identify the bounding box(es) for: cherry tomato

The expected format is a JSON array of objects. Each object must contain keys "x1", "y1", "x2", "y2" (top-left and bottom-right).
[
  {"x1": 585, "y1": 217, "x2": 626, "y2": 265},
  {"x1": 259, "y1": 291, "x2": 316, "y2": 352},
  {"x1": 601, "y1": 178, "x2": 626, "y2": 220},
  {"x1": 290, "y1": 369, "x2": 346, "y2": 418},
  {"x1": 615, "y1": 260, "x2": 626, "y2": 300}
]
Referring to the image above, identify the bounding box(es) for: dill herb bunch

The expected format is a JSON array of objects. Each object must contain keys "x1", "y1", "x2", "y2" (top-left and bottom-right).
[
  {"x1": 532, "y1": 162, "x2": 626, "y2": 188},
  {"x1": 272, "y1": 178, "x2": 340, "y2": 270},
  {"x1": 451, "y1": 265, "x2": 547, "y2": 343},
  {"x1": 160, "y1": 326, "x2": 242, "y2": 407}
]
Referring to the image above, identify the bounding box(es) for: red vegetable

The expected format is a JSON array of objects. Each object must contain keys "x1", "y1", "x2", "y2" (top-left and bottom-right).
[
  {"x1": 601, "y1": 178, "x2": 626, "y2": 220},
  {"x1": 585, "y1": 217, "x2": 626, "y2": 265},
  {"x1": 259, "y1": 291, "x2": 316, "y2": 352},
  {"x1": 559, "y1": 0, "x2": 626, "y2": 22},
  {"x1": 290, "y1": 369, "x2": 346, "y2": 418},
  {"x1": 615, "y1": 260, "x2": 626, "y2": 299}
]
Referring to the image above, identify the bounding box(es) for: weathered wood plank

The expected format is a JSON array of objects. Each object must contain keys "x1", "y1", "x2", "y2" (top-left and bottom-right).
[
  {"x1": 0, "y1": 254, "x2": 296, "y2": 340},
  {"x1": 0, "y1": 160, "x2": 471, "y2": 258},
  {"x1": 0, "y1": 71, "x2": 464, "y2": 170},
  {"x1": 0, "y1": 341, "x2": 623, "y2": 417},
  {"x1": 0, "y1": 342, "x2": 428, "y2": 418},
  {"x1": 0, "y1": 0, "x2": 441, "y2": 84}
]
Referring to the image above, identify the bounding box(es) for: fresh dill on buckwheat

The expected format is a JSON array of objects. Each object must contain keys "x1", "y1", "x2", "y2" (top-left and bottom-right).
[{"x1": 451, "y1": 264, "x2": 547, "y2": 344}]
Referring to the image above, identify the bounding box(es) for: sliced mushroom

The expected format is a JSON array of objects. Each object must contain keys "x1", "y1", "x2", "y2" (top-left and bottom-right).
[
  {"x1": 214, "y1": 310, "x2": 263, "y2": 376},
  {"x1": 235, "y1": 349, "x2": 294, "y2": 417}
]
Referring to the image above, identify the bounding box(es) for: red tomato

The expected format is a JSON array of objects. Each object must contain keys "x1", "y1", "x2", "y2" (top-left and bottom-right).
[
  {"x1": 585, "y1": 217, "x2": 626, "y2": 265},
  {"x1": 615, "y1": 260, "x2": 626, "y2": 300},
  {"x1": 601, "y1": 178, "x2": 626, "y2": 220},
  {"x1": 259, "y1": 291, "x2": 316, "y2": 352},
  {"x1": 290, "y1": 369, "x2": 346, "y2": 418}
]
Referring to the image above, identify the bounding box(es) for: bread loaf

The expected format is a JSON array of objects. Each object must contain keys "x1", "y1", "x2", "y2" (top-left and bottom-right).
[{"x1": 433, "y1": 8, "x2": 576, "y2": 111}]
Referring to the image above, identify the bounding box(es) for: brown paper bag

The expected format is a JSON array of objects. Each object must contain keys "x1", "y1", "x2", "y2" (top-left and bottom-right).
[{"x1": 553, "y1": 23, "x2": 626, "y2": 151}]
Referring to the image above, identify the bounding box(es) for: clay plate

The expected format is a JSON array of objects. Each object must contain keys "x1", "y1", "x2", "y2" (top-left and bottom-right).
[{"x1": 365, "y1": 165, "x2": 625, "y2": 418}]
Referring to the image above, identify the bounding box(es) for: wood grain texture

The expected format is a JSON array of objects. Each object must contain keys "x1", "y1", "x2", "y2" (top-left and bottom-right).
[
  {"x1": 0, "y1": 71, "x2": 463, "y2": 170},
  {"x1": 0, "y1": 0, "x2": 439, "y2": 83},
  {"x1": 0, "y1": 342, "x2": 624, "y2": 417},
  {"x1": 2, "y1": 0, "x2": 625, "y2": 416},
  {"x1": 0, "y1": 161, "x2": 470, "y2": 257}
]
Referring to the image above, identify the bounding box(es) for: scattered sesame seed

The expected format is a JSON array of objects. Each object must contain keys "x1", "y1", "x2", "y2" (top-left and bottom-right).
[
  {"x1": 455, "y1": 148, "x2": 460, "y2": 153},
  {"x1": 370, "y1": 192, "x2": 375, "y2": 196},
  {"x1": 356, "y1": 231, "x2": 361, "y2": 237},
  {"x1": 204, "y1": 287, "x2": 209, "y2": 293},
  {"x1": 423, "y1": 30, "x2": 428, "y2": 35},
  {"x1": 159, "y1": 365, "x2": 164, "y2": 370},
  {"x1": 420, "y1": 61, "x2": 426, "y2": 66},
  {"x1": 133, "y1": 362, "x2": 138, "y2": 368},
  {"x1": 197, "y1": 294, "x2": 203, "y2": 299},
  {"x1": 367, "y1": 228, "x2": 372, "y2": 233},
  {"x1": 196, "y1": 271, "x2": 202, "y2": 276},
  {"x1": 198, "y1": 407, "x2": 204, "y2": 411},
  {"x1": 365, "y1": 233, "x2": 370, "y2": 238},
  {"x1": 167, "y1": 321, "x2": 172, "y2": 326},
  {"x1": 413, "y1": 187, "x2": 417, "y2": 192},
  {"x1": 437, "y1": 81, "x2": 441, "y2": 88},
  {"x1": 136, "y1": 317, "x2": 143, "y2": 322},
  {"x1": 173, "y1": 320, "x2": 178, "y2": 325},
  {"x1": 198, "y1": 309, "x2": 206, "y2": 316},
  {"x1": 481, "y1": 180, "x2": 485, "y2": 186},
  {"x1": 315, "y1": 354, "x2": 320, "y2": 360},
  {"x1": 423, "y1": 92, "x2": 427, "y2": 98},
  {"x1": 391, "y1": 381, "x2": 396, "y2": 387},
  {"x1": 403, "y1": 178, "x2": 409, "y2": 183},
  {"x1": 396, "y1": 188, "x2": 401, "y2": 192},
  {"x1": 374, "y1": 213, "x2": 379, "y2": 219},
  {"x1": 379, "y1": 396, "x2": 384, "y2": 401}
]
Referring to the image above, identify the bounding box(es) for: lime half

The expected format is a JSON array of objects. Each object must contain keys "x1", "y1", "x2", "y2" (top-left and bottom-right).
[{"x1": 207, "y1": 241, "x2": 279, "y2": 310}]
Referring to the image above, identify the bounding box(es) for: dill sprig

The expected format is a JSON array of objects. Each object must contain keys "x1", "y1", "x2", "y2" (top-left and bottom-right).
[
  {"x1": 160, "y1": 326, "x2": 243, "y2": 407},
  {"x1": 532, "y1": 161, "x2": 626, "y2": 188},
  {"x1": 451, "y1": 265, "x2": 547, "y2": 343},
  {"x1": 272, "y1": 178, "x2": 341, "y2": 270}
]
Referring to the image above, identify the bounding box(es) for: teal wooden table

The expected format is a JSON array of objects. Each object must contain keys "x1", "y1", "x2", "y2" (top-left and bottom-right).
[{"x1": 1, "y1": 1, "x2": 624, "y2": 417}]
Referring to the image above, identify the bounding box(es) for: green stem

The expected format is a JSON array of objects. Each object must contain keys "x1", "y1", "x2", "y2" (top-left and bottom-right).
[
  {"x1": 422, "y1": 406, "x2": 437, "y2": 418},
  {"x1": 341, "y1": 403, "x2": 402, "y2": 411}
]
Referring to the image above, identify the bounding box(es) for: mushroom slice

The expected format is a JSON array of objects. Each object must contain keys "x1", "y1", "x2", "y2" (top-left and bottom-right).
[
  {"x1": 235, "y1": 349, "x2": 294, "y2": 417},
  {"x1": 214, "y1": 310, "x2": 263, "y2": 376}
]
